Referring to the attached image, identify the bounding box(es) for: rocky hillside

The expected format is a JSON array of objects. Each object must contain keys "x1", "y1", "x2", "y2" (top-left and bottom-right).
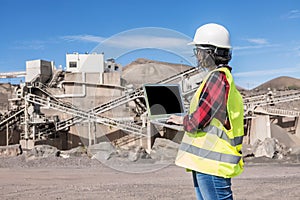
[
  {"x1": 253, "y1": 76, "x2": 300, "y2": 91},
  {"x1": 122, "y1": 58, "x2": 192, "y2": 88}
]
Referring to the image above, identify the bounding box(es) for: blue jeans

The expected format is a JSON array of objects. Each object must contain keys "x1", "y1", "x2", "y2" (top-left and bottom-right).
[{"x1": 192, "y1": 171, "x2": 233, "y2": 200}]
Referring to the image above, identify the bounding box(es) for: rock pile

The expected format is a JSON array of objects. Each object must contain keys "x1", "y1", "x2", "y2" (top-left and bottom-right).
[
  {"x1": 0, "y1": 144, "x2": 22, "y2": 157},
  {"x1": 250, "y1": 138, "x2": 291, "y2": 159},
  {"x1": 27, "y1": 145, "x2": 60, "y2": 159},
  {"x1": 149, "y1": 138, "x2": 179, "y2": 162},
  {"x1": 87, "y1": 142, "x2": 150, "y2": 162},
  {"x1": 87, "y1": 138, "x2": 179, "y2": 163}
]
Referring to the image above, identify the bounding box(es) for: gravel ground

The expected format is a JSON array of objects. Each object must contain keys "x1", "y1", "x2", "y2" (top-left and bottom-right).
[{"x1": 0, "y1": 154, "x2": 300, "y2": 200}]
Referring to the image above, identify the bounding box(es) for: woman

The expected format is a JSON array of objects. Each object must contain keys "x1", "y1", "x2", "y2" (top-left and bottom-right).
[{"x1": 167, "y1": 23, "x2": 244, "y2": 200}]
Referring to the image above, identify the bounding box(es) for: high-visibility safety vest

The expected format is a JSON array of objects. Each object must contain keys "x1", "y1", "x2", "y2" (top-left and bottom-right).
[{"x1": 175, "y1": 67, "x2": 244, "y2": 178}]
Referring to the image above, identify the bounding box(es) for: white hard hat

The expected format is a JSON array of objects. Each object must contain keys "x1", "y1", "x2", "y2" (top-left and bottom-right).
[{"x1": 189, "y1": 23, "x2": 231, "y2": 49}]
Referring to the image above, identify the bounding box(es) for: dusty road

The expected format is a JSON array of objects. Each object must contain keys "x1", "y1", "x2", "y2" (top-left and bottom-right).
[{"x1": 0, "y1": 156, "x2": 299, "y2": 200}]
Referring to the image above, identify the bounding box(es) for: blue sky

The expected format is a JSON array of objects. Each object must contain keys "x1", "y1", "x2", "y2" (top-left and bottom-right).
[{"x1": 0, "y1": 0, "x2": 300, "y2": 89}]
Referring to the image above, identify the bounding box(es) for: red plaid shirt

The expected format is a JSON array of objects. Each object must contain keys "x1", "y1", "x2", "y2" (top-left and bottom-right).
[{"x1": 183, "y1": 67, "x2": 231, "y2": 132}]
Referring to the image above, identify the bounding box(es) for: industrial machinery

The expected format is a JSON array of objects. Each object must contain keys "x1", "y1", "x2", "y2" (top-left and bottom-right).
[{"x1": 1, "y1": 53, "x2": 300, "y2": 150}]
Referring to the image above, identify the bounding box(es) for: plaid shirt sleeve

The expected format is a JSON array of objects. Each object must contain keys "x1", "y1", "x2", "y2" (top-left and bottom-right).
[{"x1": 183, "y1": 70, "x2": 229, "y2": 133}]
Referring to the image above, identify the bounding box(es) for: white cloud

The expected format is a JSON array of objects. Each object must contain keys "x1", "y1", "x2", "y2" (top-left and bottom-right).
[
  {"x1": 103, "y1": 35, "x2": 190, "y2": 49},
  {"x1": 285, "y1": 10, "x2": 300, "y2": 19},
  {"x1": 60, "y1": 34, "x2": 190, "y2": 49},
  {"x1": 98, "y1": 34, "x2": 194, "y2": 65},
  {"x1": 234, "y1": 44, "x2": 278, "y2": 51},
  {"x1": 233, "y1": 38, "x2": 275, "y2": 51},
  {"x1": 60, "y1": 28, "x2": 194, "y2": 65},
  {"x1": 234, "y1": 66, "x2": 300, "y2": 78},
  {"x1": 60, "y1": 34, "x2": 105, "y2": 43},
  {"x1": 234, "y1": 44, "x2": 265, "y2": 51},
  {"x1": 246, "y1": 38, "x2": 268, "y2": 45}
]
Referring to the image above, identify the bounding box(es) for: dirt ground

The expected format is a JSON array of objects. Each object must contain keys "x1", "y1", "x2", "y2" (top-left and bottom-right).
[{"x1": 0, "y1": 155, "x2": 300, "y2": 200}]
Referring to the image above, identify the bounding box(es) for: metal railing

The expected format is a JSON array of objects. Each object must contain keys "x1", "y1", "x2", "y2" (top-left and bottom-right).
[
  {"x1": 254, "y1": 107, "x2": 300, "y2": 117},
  {"x1": 25, "y1": 94, "x2": 146, "y2": 137}
]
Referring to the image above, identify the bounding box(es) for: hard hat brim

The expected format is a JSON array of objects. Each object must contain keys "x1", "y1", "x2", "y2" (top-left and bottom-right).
[
  {"x1": 187, "y1": 40, "x2": 232, "y2": 48},
  {"x1": 187, "y1": 41, "x2": 196, "y2": 46}
]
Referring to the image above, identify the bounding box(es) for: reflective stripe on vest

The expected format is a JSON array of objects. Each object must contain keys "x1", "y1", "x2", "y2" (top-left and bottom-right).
[
  {"x1": 203, "y1": 125, "x2": 243, "y2": 147},
  {"x1": 179, "y1": 142, "x2": 241, "y2": 164}
]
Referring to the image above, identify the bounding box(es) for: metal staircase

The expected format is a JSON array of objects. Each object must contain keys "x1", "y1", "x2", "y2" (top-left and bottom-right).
[
  {"x1": 93, "y1": 88, "x2": 145, "y2": 114},
  {"x1": 254, "y1": 107, "x2": 300, "y2": 117},
  {"x1": 54, "y1": 88, "x2": 145, "y2": 132},
  {"x1": 0, "y1": 108, "x2": 24, "y2": 131},
  {"x1": 29, "y1": 81, "x2": 72, "y2": 106},
  {"x1": 25, "y1": 94, "x2": 146, "y2": 137},
  {"x1": 244, "y1": 90, "x2": 300, "y2": 115}
]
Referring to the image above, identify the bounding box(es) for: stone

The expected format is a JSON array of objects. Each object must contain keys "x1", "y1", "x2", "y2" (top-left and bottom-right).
[
  {"x1": 0, "y1": 144, "x2": 22, "y2": 157},
  {"x1": 27, "y1": 145, "x2": 60, "y2": 158},
  {"x1": 88, "y1": 142, "x2": 116, "y2": 161},
  {"x1": 60, "y1": 146, "x2": 87, "y2": 158},
  {"x1": 150, "y1": 138, "x2": 179, "y2": 161},
  {"x1": 127, "y1": 146, "x2": 149, "y2": 162},
  {"x1": 253, "y1": 138, "x2": 276, "y2": 158}
]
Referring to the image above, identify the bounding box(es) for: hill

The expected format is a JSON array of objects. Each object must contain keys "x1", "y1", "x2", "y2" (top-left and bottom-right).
[
  {"x1": 122, "y1": 59, "x2": 300, "y2": 92},
  {"x1": 253, "y1": 76, "x2": 300, "y2": 91},
  {"x1": 122, "y1": 58, "x2": 192, "y2": 88}
]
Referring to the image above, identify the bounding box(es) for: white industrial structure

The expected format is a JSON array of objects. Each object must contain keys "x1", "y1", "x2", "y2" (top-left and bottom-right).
[
  {"x1": 66, "y1": 52, "x2": 104, "y2": 73},
  {"x1": 25, "y1": 60, "x2": 53, "y2": 83},
  {"x1": 0, "y1": 52, "x2": 300, "y2": 153}
]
